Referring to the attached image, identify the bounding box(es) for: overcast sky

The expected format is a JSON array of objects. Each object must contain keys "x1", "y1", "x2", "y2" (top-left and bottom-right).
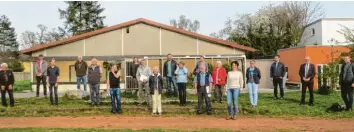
[{"x1": 1, "y1": 1, "x2": 354, "y2": 39}]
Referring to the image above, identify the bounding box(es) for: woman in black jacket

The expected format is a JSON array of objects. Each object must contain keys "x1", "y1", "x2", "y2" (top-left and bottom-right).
[
  {"x1": 0, "y1": 63, "x2": 15, "y2": 107},
  {"x1": 246, "y1": 60, "x2": 261, "y2": 108},
  {"x1": 149, "y1": 66, "x2": 163, "y2": 116}
]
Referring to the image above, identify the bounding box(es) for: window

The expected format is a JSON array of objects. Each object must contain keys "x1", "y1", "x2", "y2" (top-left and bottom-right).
[
  {"x1": 312, "y1": 28, "x2": 315, "y2": 35},
  {"x1": 126, "y1": 27, "x2": 130, "y2": 34}
]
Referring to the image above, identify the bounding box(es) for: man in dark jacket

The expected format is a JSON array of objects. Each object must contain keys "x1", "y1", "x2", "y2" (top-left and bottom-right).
[
  {"x1": 270, "y1": 55, "x2": 286, "y2": 99},
  {"x1": 298, "y1": 56, "x2": 316, "y2": 106},
  {"x1": 149, "y1": 67, "x2": 163, "y2": 115},
  {"x1": 339, "y1": 56, "x2": 354, "y2": 111},
  {"x1": 87, "y1": 58, "x2": 102, "y2": 106},
  {"x1": 0, "y1": 63, "x2": 15, "y2": 107},
  {"x1": 163, "y1": 53, "x2": 178, "y2": 97},
  {"x1": 75, "y1": 56, "x2": 88, "y2": 91}
]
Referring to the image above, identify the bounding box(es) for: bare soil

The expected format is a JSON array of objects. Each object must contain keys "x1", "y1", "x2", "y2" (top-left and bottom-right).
[{"x1": 0, "y1": 116, "x2": 353, "y2": 132}]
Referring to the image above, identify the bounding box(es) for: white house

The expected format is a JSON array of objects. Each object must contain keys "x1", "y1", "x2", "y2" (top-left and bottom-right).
[{"x1": 300, "y1": 18, "x2": 354, "y2": 46}]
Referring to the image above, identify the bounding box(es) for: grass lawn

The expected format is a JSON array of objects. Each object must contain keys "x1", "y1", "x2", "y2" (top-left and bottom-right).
[
  {"x1": 0, "y1": 91, "x2": 353, "y2": 118},
  {"x1": 0, "y1": 128, "x2": 301, "y2": 132}
]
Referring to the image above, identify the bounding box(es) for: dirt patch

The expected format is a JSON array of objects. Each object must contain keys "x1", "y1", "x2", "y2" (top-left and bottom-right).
[{"x1": 0, "y1": 115, "x2": 353, "y2": 132}]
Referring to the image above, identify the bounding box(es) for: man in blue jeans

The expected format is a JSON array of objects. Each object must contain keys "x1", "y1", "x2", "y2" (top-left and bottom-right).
[
  {"x1": 75, "y1": 56, "x2": 88, "y2": 92},
  {"x1": 87, "y1": 58, "x2": 102, "y2": 106},
  {"x1": 107, "y1": 64, "x2": 122, "y2": 114},
  {"x1": 163, "y1": 53, "x2": 178, "y2": 97}
]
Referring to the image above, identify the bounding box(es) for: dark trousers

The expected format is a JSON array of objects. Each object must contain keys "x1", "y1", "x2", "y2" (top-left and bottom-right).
[
  {"x1": 1, "y1": 86, "x2": 14, "y2": 107},
  {"x1": 272, "y1": 77, "x2": 284, "y2": 98},
  {"x1": 341, "y1": 83, "x2": 353, "y2": 110},
  {"x1": 49, "y1": 84, "x2": 58, "y2": 105},
  {"x1": 177, "y1": 83, "x2": 187, "y2": 105},
  {"x1": 301, "y1": 81, "x2": 314, "y2": 104},
  {"x1": 167, "y1": 76, "x2": 178, "y2": 96},
  {"x1": 110, "y1": 88, "x2": 122, "y2": 113},
  {"x1": 214, "y1": 84, "x2": 224, "y2": 102},
  {"x1": 197, "y1": 86, "x2": 212, "y2": 114},
  {"x1": 36, "y1": 75, "x2": 47, "y2": 97}
]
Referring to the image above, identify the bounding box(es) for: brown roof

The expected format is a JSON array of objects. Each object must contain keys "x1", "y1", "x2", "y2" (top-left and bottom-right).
[{"x1": 20, "y1": 18, "x2": 256, "y2": 54}]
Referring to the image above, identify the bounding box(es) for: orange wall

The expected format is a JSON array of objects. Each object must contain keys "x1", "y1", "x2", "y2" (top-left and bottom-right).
[
  {"x1": 279, "y1": 46, "x2": 350, "y2": 89},
  {"x1": 279, "y1": 47, "x2": 306, "y2": 83}
]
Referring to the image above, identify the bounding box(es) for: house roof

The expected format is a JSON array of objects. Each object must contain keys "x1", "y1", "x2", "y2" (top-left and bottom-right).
[{"x1": 20, "y1": 18, "x2": 256, "y2": 54}]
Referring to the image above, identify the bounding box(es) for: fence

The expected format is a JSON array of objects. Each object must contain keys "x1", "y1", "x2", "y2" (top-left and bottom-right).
[{"x1": 13, "y1": 72, "x2": 31, "y2": 81}]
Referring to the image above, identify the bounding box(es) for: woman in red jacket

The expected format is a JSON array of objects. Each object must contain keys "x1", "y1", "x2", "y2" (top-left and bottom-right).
[{"x1": 212, "y1": 61, "x2": 227, "y2": 103}]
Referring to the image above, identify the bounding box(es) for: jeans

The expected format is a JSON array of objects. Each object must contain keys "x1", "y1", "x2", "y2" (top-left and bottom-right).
[
  {"x1": 1, "y1": 85, "x2": 14, "y2": 107},
  {"x1": 177, "y1": 83, "x2": 187, "y2": 105},
  {"x1": 138, "y1": 81, "x2": 151, "y2": 106},
  {"x1": 272, "y1": 77, "x2": 284, "y2": 98},
  {"x1": 227, "y1": 88, "x2": 240, "y2": 117},
  {"x1": 49, "y1": 84, "x2": 58, "y2": 105},
  {"x1": 167, "y1": 76, "x2": 178, "y2": 96},
  {"x1": 36, "y1": 75, "x2": 47, "y2": 97},
  {"x1": 110, "y1": 88, "x2": 121, "y2": 113},
  {"x1": 214, "y1": 85, "x2": 224, "y2": 102},
  {"x1": 89, "y1": 84, "x2": 100, "y2": 105},
  {"x1": 301, "y1": 81, "x2": 314, "y2": 104},
  {"x1": 152, "y1": 89, "x2": 162, "y2": 114},
  {"x1": 77, "y1": 76, "x2": 87, "y2": 91},
  {"x1": 247, "y1": 83, "x2": 258, "y2": 106},
  {"x1": 197, "y1": 86, "x2": 212, "y2": 114},
  {"x1": 341, "y1": 83, "x2": 353, "y2": 110}
]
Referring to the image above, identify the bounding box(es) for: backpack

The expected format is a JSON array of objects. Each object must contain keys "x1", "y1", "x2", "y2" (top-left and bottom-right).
[
  {"x1": 318, "y1": 85, "x2": 330, "y2": 95},
  {"x1": 326, "y1": 103, "x2": 345, "y2": 113}
]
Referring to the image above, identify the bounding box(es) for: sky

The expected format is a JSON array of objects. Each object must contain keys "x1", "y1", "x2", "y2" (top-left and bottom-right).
[{"x1": 1, "y1": 1, "x2": 354, "y2": 40}]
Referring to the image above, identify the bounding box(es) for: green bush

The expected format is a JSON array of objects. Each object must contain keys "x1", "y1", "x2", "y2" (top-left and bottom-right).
[
  {"x1": 223, "y1": 63, "x2": 231, "y2": 72},
  {"x1": 14, "y1": 80, "x2": 32, "y2": 92},
  {"x1": 8, "y1": 59, "x2": 24, "y2": 72}
]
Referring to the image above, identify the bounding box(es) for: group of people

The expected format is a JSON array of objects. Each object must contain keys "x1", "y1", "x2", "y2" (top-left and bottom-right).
[{"x1": 0, "y1": 52, "x2": 353, "y2": 120}]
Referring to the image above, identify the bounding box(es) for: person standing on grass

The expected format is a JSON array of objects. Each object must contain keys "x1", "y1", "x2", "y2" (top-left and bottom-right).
[
  {"x1": 46, "y1": 58, "x2": 60, "y2": 106},
  {"x1": 87, "y1": 58, "x2": 102, "y2": 106},
  {"x1": 175, "y1": 61, "x2": 188, "y2": 106},
  {"x1": 35, "y1": 54, "x2": 48, "y2": 97},
  {"x1": 136, "y1": 59, "x2": 152, "y2": 106},
  {"x1": 212, "y1": 61, "x2": 227, "y2": 103},
  {"x1": 107, "y1": 64, "x2": 122, "y2": 114},
  {"x1": 270, "y1": 55, "x2": 286, "y2": 100},
  {"x1": 193, "y1": 55, "x2": 209, "y2": 75},
  {"x1": 194, "y1": 64, "x2": 213, "y2": 115},
  {"x1": 75, "y1": 56, "x2": 88, "y2": 92},
  {"x1": 0, "y1": 63, "x2": 15, "y2": 107},
  {"x1": 298, "y1": 56, "x2": 315, "y2": 106},
  {"x1": 163, "y1": 53, "x2": 178, "y2": 97},
  {"x1": 226, "y1": 61, "x2": 244, "y2": 120},
  {"x1": 246, "y1": 60, "x2": 261, "y2": 108},
  {"x1": 131, "y1": 57, "x2": 140, "y2": 88},
  {"x1": 339, "y1": 55, "x2": 354, "y2": 111},
  {"x1": 149, "y1": 66, "x2": 163, "y2": 116}
]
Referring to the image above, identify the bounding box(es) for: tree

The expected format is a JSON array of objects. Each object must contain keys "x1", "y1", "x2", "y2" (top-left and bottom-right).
[
  {"x1": 20, "y1": 24, "x2": 66, "y2": 49},
  {"x1": 170, "y1": 15, "x2": 200, "y2": 32},
  {"x1": 0, "y1": 15, "x2": 18, "y2": 52},
  {"x1": 211, "y1": 2, "x2": 324, "y2": 58},
  {"x1": 58, "y1": 1, "x2": 106, "y2": 36}
]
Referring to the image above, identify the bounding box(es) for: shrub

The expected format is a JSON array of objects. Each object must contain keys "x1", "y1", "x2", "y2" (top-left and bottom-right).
[
  {"x1": 223, "y1": 63, "x2": 231, "y2": 72},
  {"x1": 14, "y1": 80, "x2": 32, "y2": 92},
  {"x1": 8, "y1": 59, "x2": 24, "y2": 72}
]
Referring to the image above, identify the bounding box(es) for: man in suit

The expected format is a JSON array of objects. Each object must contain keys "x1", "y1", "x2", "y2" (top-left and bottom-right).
[
  {"x1": 339, "y1": 55, "x2": 354, "y2": 111},
  {"x1": 270, "y1": 55, "x2": 286, "y2": 99},
  {"x1": 299, "y1": 56, "x2": 316, "y2": 106}
]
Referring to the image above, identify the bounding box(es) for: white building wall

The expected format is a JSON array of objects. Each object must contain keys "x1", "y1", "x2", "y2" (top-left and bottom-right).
[{"x1": 321, "y1": 20, "x2": 354, "y2": 45}]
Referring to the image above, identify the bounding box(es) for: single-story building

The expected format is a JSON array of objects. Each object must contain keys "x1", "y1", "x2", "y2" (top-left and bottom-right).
[
  {"x1": 20, "y1": 18, "x2": 256, "y2": 89},
  {"x1": 279, "y1": 45, "x2": 350, "y2": 89}
]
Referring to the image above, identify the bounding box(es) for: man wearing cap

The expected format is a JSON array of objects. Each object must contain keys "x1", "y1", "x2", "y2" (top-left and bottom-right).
[
  {"x1": 35, "y1": 54, "x2": 48, "y2": 97},
  {"x1": 193, "y1": 55, "x2": 209, "y2": 75},
  {"x1": 163, "y1": 53, "x2": 178, "y2": 97},
  {"x1": 212, "y1": 61, "x2": 227, "y2": 103},
  {"x1": 87, "y1": 58, "x2": 102, "y2": 106}
]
